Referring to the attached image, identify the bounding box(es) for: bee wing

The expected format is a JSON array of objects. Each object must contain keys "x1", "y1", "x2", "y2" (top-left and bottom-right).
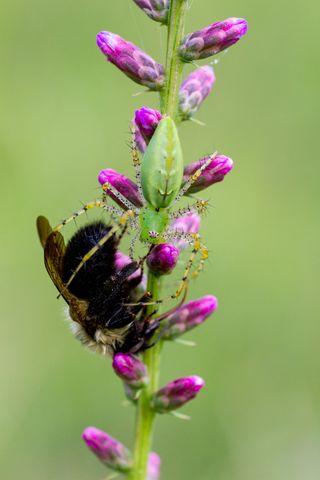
[
  {"x1": 36, "y1": 215, "x2": 72, "y2": 304},
  {"x1": 37, "y1": 215, "x2": 53, "y2": 247}
]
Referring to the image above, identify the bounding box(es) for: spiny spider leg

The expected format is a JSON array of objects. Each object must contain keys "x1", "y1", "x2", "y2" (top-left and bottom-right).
[
  {"x1": 126, "y1": 233, "x2": 208, "y2": 307},
  {"x1": 171, "y1": 233, "x2": 208, "y2": 299},
  {"x1": 54, "y1": 200, "x2": 123, "y2": 232},
  {"x1": 130, "y1": 125, "x2": 145, "y2": 203},
  {"x1": 172, "y1": 152, "x2": 217, "y2": 206},
  {"x1": 129, "y1": 229, "x2": 140, "y2": 259},
  {"x1": 170, "y1": 199, "x2": 209, "y2": 220},
  {"x1": 102, "y1": 181, "x2": 140, "y2": 213},
  {"x1": 59, "y1": 210, "x2": 136, "y2": 297}
]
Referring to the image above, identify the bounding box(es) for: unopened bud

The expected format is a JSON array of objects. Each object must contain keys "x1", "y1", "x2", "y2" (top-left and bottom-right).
[
  {"x1": 179, "y1": 18, "x2": 248, "y2": 61},
  {"x1": 82, "y1": 427, "x2": 131, "y2": 472},
  {"x1": 133, "y1": 0, "x2": 169, "y2": 24},
  {"x1": 163, "y1": 295, "x2": 218, "y2": 340},
  {"x1": 113, "y1": 353, "x2": 148, "y2": 388},
  {"x1": 97, "y1": 31, "x2": 165, "y2": 90},
  {"x1": 179, "y1": 66, "x2": 215, "y2": 120},
  {"x1": 147, "y1": 243, "x2": 179, "y2": 275},
  {"x1": 183, "y1": 154, "x2": 234, "y2": 194},
  {"x1": 151, "y1": 376, "x2": 205, "y2": 413},
  {"x1": 134, "y1": 107, "x2": 162, "y2": 143},
  {"x1": 98, "y1": 168, "x2": 143, "y2": 208}
]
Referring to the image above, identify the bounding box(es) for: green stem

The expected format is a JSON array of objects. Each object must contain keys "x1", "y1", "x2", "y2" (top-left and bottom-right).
[
  {"x1": 128, "y1": 273, "x2": 162, "y2": 480},
  {"x1": 161, "y1": 0, "x2": 188, "y2": 119},
  {"x1": 128, "y1": 3, "x2": 188, "y2": 479}
]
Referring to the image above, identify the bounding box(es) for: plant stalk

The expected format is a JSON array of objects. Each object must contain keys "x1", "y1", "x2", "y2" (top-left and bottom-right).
[
  {"x1": 128, "y1": 2, "x2": 188, "y2": 479},
  {"x1": 161, "y1": 0, "x2": 188, "y2": 119}
]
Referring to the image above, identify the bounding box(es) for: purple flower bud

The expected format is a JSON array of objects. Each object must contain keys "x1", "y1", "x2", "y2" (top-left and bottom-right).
[
  {"x1": 183, "y1": 154, "x2": 234, "y2": 194},
  {"x1": 163, "y1": 295, "x2": 218, "y2": 340},
  {"x1": 151, "y1": 376, "x2": 205, "y2": 413},
  {"x1": 179, "y1": 66, "x2": 215, "y2": 120},
  {"x1": 97, "y1": 31, "x2": 165, "y2": 90},
  {"x1": 113, "y1": 353, "x2": 148, "y2": 388},
  {"x1": 134, "y1": 107, "x2": 162, "y2": 143},
  {"x1": 179, "y1": 18, "x2": 248, "y2": 61},
  {"x1": 98, "y1": 168, "x2": 143, "y2": 209},
  {"x1": 133, "y1": 0, "x2": 169, "y2": 24},
  {"x1": 148, "y1": 452, "x2": 161, "y2": 480},
  {"x1": 147, "y1": 244, "x2": 179, "y2": 275},
  {"x1": 82, "y1": 427, "x2": 131, "y2": 472}
]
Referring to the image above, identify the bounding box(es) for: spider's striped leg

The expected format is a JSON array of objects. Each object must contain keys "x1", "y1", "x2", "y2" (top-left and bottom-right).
[
  {"x1": 169, "y1": 233, "x2": 209, "y2": 300},
  {"x1": 54, "y1": 200, "x2": 122, "y2": 232},
  {"x1": 172, "y1": 152, "x2": 217, "y2": 206},
  {"x1": 126, "y1": 233, "x2": 208, "y2": 307},
  {"x1": 130, "y1": 124, "x2": 145, "y2": 203},
  {"x1": 102, "y1": 181, "x2": 141, "y2": 213},
  {"x1": 170, "y1": 199, "x2": 209, "y2": 220},
  {"x1": 59, "y1": 210, "x2": 136, "y2": 297}
]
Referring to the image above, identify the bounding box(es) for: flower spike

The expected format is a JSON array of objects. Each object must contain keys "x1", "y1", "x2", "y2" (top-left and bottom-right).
[
  {"x1": 179, "y1": 66, "x2": 215, "y2": 120},
  {"x1": 97, "y1": 31, "x2": 165, "y2": 90},
  {"x1": 133, "y1": 0, "x2": 169, "y2": 24},
  {"x1": 82, "y1": 427, "x2": 132, "y2": 472},
  {"x1": 179, "y1": 18, "x2": 248, "y2": 61},
  {"x1": 151, "y1": 376, "x2": 205, "y2": 413}
]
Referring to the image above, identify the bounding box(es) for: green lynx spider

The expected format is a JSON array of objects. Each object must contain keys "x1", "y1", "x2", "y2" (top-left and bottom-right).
[{"x1": 55, "y1": 117, "x2": 213, "y2": 302}]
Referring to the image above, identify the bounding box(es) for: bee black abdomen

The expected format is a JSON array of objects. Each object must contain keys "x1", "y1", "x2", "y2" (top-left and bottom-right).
[{"x1": 62, "y1": 221, "x2": 118, "y2": 299}]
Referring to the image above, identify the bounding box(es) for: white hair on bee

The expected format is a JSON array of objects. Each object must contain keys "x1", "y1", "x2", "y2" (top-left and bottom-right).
[{"x1": 64, "y1": 306, "x2": 133, "y2": 356}]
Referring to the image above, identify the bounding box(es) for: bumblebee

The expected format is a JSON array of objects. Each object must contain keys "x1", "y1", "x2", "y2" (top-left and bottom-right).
[{"x1": 36, "y1": 216, "x2": 157, "y2": 356}]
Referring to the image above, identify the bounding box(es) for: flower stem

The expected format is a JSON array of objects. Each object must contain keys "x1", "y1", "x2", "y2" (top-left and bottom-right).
[
  {"x1": 128, "y1": 273, "x2": 162, "y2": 480},
  {"x1": 128, "y1": 3, "x2": 188, "y2": 478},
  {"x1": 161, "y1": 0, "x2": 188, "y2": 119}
]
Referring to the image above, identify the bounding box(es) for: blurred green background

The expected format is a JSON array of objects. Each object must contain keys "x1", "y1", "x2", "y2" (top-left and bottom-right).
[{"x1": 1, "y1": 0, "x2": 319, "y2": 479}]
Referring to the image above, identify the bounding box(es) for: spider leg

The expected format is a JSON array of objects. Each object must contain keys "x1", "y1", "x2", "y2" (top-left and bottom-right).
[
  {"x1": 53, "y1": 200, "x2": 121, "y2": 232},
  {"x1": 170, "y1": 233, "x2": 209, "y2": 300},
  {"x1": 172, "y1": 152, "x2": 217, "y2": 206},
  {"x1": 129, "y1": 229, "x2": 140, "y2": 259},
  {"x1": 130, "y1": 124, "x2": 145, "y2": 203},
  {"x1": 102, "y1": 181, "x2": 140, "y2": 213},
  {"x1": 125, "y1": 233, "x2": 208, "y2": 307},
  {"x1": 170, "y1": 199, "x2": 209, "y2": 220},
  {"x1": 59, "y1": 210, "x2": 136, "y2": 297}
]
